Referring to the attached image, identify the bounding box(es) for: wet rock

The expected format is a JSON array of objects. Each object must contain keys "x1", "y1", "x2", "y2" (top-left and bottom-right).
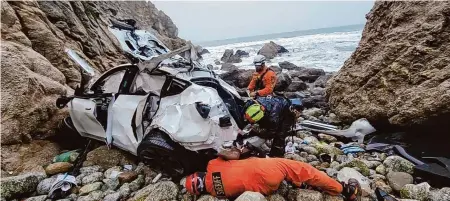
[
  {"x1": 303, "y1": 108, "x2": 324, "y2": 118},
  {"x1": 314, "y1": 74, "x2": 333, "y2": 88},
  {"x1": 323, "y1": 194, "x2": 344, "y2": 201},
  {"x1": 286, "y1": 81, "x2": 308, "y2": 92},
  {"x1": 383, "y1": 156, "x2": 415, "y2": 174},
  {"x1": 400, "y1": 182, "x2": 430, "y2": 200},
  {"x1": 80, "y1": 166, "x2": 103, "y2": 176},
  {"x1": 427, "y1": 187, "x2": 450, "y2": 201},
  {"x1": 275, "y1": 73, "x2": 292, "y2": 91},
  {"x1": 279, "y1": 61, "x2": 302, "y2": 70},
  {"x1": 79, "y1": 182, "x2": 103, "y2": 196},
  {"x1": 337, "y1": 167, "x2": 371, "y2": 193},
  {"x1": 302, "y1": 146, "x2": 319, "y2": 155},
  {"x1": 267, "y1": 193, "x2": 285, "y2": 201},
  {"x1": 24, "y1": 195, "x2": 47, "y2": 201},
  {"x1": 318, "y1": 134, "x2": 337, "y2": 143},
  {"x1": 376, "y1": 164, "x2": 387, "y2": 175},
  {"x1": 236, "y1": 191, "x2": 267, "y2": 201},
  {"x1": 82, "y1": 172, "x2": 103, "y2": 185},
  {"x1": 0, "y1": 172, "x2": 46, "y2": 200},
  {"x1": 36, "y1": 177, "x2": 56, "y2": 195},
  {"x1": 258, "y1": 41, "x2": 288, "y2": 59},
  {"x1": 289, "y1": 68, "x2": 325, "y2": 83},
  {"x1": 118, "y1": 171, "x2": 138, "y2": 184},
  {"x1": 288, "y1": 189, "x2": 323, "y2": 201},
  {"x1": 128, "y1": 181, "x2": 178, "y2": 201},
  {"x1": 307, "y1": 155, "x2": 318, "y2": 162},
  {"x1": 45, "y1": 162, "x2": 73, "y2": 175},
  {"x1": 129, "y1": 175, "x2": 145, "y2": 192},
  {"x1": 83, "y1": 146, "x2": 136, "y2": 169},
  {"x1": 103, "y1": 192, "x2": 121, "y2": 201},
  {"x1": 387, "y1": 172, "x2": 413, "y2": 192},
  {"x1": 104, "y1": 166, "x2": 122, "y2": 179}
]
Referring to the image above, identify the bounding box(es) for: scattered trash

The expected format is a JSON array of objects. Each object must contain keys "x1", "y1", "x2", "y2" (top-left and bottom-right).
[
  {"x1": 152, "y1": 173, "x2": 162, "y2": 183},
  {"x1": 123, "y1": 165, "x2": 133, "y2": 171},
  {"x1": 109, "y1": 170, "x2": 121, "y2": 179},
  {"x1": 340, "y1": 143, "x2": 365, "y2": 154},
  {"x1": 53, "y1": 150, "x2": 79, "y2": 163},
  {"x1": 285, "y1": 142, "x2": 297, "y2": 154},
  {"x1": 48, "y1": 173, "x2": 77, "y2": 199},
  {"x1": 375, "y1": 187, "x2": 398, "y2": 201},
  {"x1": 319, "y1": 154, "x2": 333, "y2": 163}
]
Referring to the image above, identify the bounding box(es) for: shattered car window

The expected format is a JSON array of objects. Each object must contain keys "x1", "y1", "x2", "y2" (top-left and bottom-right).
[
  {"x1": 131, "y1": 72, "x2": 166, "y2": 95},
  {"x1": 100, "y1": 71, "x2": 125, "y2": 93}
]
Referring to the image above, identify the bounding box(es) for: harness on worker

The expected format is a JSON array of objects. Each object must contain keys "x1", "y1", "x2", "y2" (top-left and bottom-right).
[{"x1": 255, "y1": 68, "x2": 274, "y2": 91}]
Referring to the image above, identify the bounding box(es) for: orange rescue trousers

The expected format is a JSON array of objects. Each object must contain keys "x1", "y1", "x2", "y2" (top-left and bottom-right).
[{"x1": 203, "y1": 157, "x2": 343, "y2": 198}]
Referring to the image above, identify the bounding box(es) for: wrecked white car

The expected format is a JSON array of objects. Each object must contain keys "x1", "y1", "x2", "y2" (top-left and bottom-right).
[{"x1": 56, "y1": 19, "x2": 247, "y2": 177}]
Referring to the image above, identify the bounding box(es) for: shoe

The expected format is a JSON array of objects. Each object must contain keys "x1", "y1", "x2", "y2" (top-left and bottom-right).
[{"x1": 342, "y1": 178, "x2": 362, "y2": 201}]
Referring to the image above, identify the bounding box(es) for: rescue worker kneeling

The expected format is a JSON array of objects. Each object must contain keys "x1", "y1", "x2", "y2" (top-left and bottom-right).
[{"x1": 184, "y1": 157, "x2": 362, "y2": 201}]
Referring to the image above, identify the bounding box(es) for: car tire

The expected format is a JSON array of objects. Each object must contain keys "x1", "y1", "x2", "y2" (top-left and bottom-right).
[{"x1": 137, "y1": 130, "x2": 199, "y2": 178}]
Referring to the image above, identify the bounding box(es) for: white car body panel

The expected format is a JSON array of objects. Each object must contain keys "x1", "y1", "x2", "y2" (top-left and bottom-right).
[
  {"x1": 110, "y1": 95, "x2": 149, "y2": 154},
  {"x1": 69, "y1": 98, "x2": 106, "y2": 139},
  {"x1": 150, "y1": 84, "x2": 239, "y2": 151}
]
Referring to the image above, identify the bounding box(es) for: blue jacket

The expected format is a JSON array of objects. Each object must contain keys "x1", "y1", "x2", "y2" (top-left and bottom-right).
[{"x1": 244, "y1": 96, "x2": 291, "y2": 130}]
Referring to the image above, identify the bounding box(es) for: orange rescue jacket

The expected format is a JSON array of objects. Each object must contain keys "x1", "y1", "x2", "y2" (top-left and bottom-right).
[
  {"x1": 247, "y1": 67, "x2": 277, "y2": 96},
  {"x1": 203, "y1": 157, "x2": 343, "y2": 198}
]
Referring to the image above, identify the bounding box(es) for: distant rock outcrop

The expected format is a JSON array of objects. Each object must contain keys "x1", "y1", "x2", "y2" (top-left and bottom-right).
[
  {"x1": 258, "y1": 41, "x2": 289, "y2": 59},
  {"x1": 221, "y1": 49, "x2": 248, "y2": 63},
  {"x1": 326, "y1": 1, "x2": 450, "y2": 126}
]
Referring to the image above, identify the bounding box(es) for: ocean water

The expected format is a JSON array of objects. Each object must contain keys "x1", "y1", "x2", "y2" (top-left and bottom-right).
[{"x1": 200, "y1": 25, "x2": 363, "y2": 72}]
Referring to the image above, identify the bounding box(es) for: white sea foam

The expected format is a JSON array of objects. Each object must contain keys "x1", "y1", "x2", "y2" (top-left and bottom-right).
[{"x1": 201, "y1": 30, "x2": 362, "y2": 72}]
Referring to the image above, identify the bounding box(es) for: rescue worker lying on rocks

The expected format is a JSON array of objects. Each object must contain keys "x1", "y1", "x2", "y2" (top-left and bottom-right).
[
  {"x1": 242, "y1": 96, "x2": 303, "y2": 157},
  {"x1": 247, "y1": 55, "x2": 277, "y2": 97},
  {"x1": 184, "y1": 157, "x2": 362, "y2": 201}
]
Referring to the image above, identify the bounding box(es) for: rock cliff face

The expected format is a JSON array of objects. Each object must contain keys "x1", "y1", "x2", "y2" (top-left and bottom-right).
[
  {"x1": 1, "y1": 1, "x2": 184, "y2": 175},
  {"x1": 327, "y1": 1, "x2": 450, "y2": 127}
]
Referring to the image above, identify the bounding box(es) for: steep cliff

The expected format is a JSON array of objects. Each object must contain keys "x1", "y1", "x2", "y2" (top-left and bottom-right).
[
  {"x1": 1, "y1": 1, "x2": 184, "y2": 175},
  {"x1": 327, "y1": 1, "x2": 450, "y2": 127}
]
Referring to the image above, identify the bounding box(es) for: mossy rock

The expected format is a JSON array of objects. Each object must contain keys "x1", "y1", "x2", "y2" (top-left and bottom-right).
[{"x1": 337, "y1": 160, "x2": 370, "y2": 176}]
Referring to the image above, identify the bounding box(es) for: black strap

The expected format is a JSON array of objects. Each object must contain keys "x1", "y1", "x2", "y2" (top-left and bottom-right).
[{"x1": 212, "y1": 172, "x2": 226, "y2": 198}]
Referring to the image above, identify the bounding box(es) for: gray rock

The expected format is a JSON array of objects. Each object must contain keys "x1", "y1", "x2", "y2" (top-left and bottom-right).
[
  {"x1": 337, "y1": 167, "x2": 371, "y2": 193},
  {"x1": 285, "y1": 136, "x2": 303, "y2": 144},
  {"x1": 267, "y1": 193, "x2": 285, "y2": 201},
  {"x1": 302, "y1": 146, "x2": 319, "y2": 155},
  {"x1": 427, "y1": 187, "x2": 450, "y2": 201},
  {"x1": 286, "y1": 81, "x2": 308, "y2": 92},
  {"x1": 372, "y1": 179, "x2": 392, "y2": 194},
  {"x1": 383, "y1": 156, "x2": 415, "y2": 174},
  {"x1": 400, "y1": 182, "x2": 430, "y2": 200},
  {"x1": 103, "y1": 192, "x2": 121, "y2": 201},
  {"x1": 289, "y1": 68, "x2": 325, "y2": 82},
  {"x1": 314, "y1": 74, "x2": 333, "y2": 88},
  {"x1": 275, "y1": 73, "x2": 292, "y2": 92},
  {"x1": 197, "y1": 195, "x2": 219, "y2": 201},
  {"x1": 104, "y1": 166, "x2": 122, "y2": 179},
  {"x1": 24, "y1": 195, "x2": 47, "y2": 201},
  {"x1": 103, "y1": 178, "x2": 120, "y2": 191},
  {"x1": 79, "y1": 166, "x2": 103, "y2": 176},
  {"x1": 370, "y1": 174, "x2": 386, "y2": 181},
  {"x1": 118, "y1": 183, "x2": 131, "y2": 198},
  {"x1": 318, "y1": 134, "x2": 337, "y2": 143},
  {"x1": 299, "y1": 152, "x2": 309, "y2": 158},
  {"x1": 221, "y1": 49, "x2": 242, "y2": 63},
  {"x1": 128, "y1": 181, "x2": 178, "y2": 201},
  {"x1": 330, "y1": 161, "x2": 340, "y2": 169},
  {"x1": 361, "y1": 160, "x2": 382, "y2": 169},
  {"x1": 323, "y1": 194, "x2": 344, "y2": 201},
  {"x1": 0, "y1": 172, "x2": 46, "y2": 200},
  {"x1": 296, "y1": 131, "x2": 312, "y2": 138},
  {"x1": 284, "y1": 154, "x2": 307, "y2": 163},
  {"x1": 387, "y1": 172, "x2": 414, "y2": 192},
  {"x1": 258, "y1": 41, "x2": 288, "y2": 59},
  {"x1": 129, "y1": 175, "x2": 145, "y2": 192},
  {"x1": 235, "y1": 191, "x2": 267, "y2": 201},
  {"x1": 75, "y1": 174, "x2": 85, "y2": 186},
  {"x1": 307, "y1": 155, "x2": 318, "y2": 162},
  {"x1": 279, "y1": 61, "x2": 301, "y2": 70},
  {"x1": 77, "y1": 190, "x2": 104, "y2": 201},
  {"x1": 288, "y1": 189, "x2": 323, "y2": 201},
  {"x1": 37, "y1": 177, "x2": 56, "y2": 195},
  {"x1": 376, "y1": 164, "x2": 387, "y2": 175},
  {"x1": 309, "y1": 161, "x2": 320, "y2": 167},
  {"x1": 303, "y1": 108, "x2": 324, "y2": 118},
  {"x1": 79, "y1": 182, "x2": 103, "y2": 196},
  {"x1": 326, "y1": 168, "x2": 338, "y2": 177},
  {"x1": 82, "y1": 172, "x2": 103, "y2": 185},
  {"x1": 276, "y1": 181, "x2": 290, "y2": 197}
]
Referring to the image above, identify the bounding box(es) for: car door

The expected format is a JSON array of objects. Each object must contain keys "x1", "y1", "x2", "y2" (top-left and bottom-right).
[{"x1": 69, "y1": 67, "x2": 128, "y2": 141}]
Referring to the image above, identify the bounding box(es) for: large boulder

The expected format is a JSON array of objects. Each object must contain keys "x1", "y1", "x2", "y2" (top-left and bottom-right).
[
  {"x1": 314, "y1": 74, "x2": 333, "y2": 88},
  {"x1": 1, "y1": 1, "x2": 184, "y2": 173},
  {"x1": 400, "y1": 182, "x2": 431, "y2": 200},
  {"x1": 326, "y1": 1, "x2": 450, "y2": 126},
  {"x1": 258, "y1": 41, "x2": 289, "y2": 59},
  {"x1": 235, "y1": 49, "x2": 250, "y2": 57},
  {"x1": 286, "y1": 81, "x2": 308, "y2": 92},
  {"x1": 337, "y1": 167, "x2": 371, "y2": 193},
  {"x1": 279, "y1": 61, "x2": 303, "y2": 70},
  {"x1": 0, "y1": 172, "x2": 47, "y2": 200},
  {"x1": 221, "y1": 49, "x2": 242, "y2": 63},
  {"x1": 275, "y1": 73, "x2": 292, "y2": 91},
  {"x1": 387, "y1": 172, "x2": 414, "y2": 192},
  {"x1": 219, "y1": 69, "x2": 254, "y2": 88}
]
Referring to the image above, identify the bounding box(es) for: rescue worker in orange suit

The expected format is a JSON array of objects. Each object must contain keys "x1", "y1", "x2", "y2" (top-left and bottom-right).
[
  {"x1": 184, "y1": 157, "x2": 362, "y2": 201},
  {"x1": 247, "y1": 55, "x2": 277, "y2": 97}
]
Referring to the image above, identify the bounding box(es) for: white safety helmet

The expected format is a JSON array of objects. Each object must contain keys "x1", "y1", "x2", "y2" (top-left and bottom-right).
[{"x1": 253, "y1": 55, "x2": 266, "y2": 66}]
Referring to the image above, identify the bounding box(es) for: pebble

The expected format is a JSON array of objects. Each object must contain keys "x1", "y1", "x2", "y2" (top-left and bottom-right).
[
  {"x1": 296, "y1": 131, "x2": 312, "y2": 139},
  {"x1": 80, "y1": 166, "x2": 104, "y2": 176},
  {"x1": 103, "y1": 192, "x2": 121, "y2": 201},
  {"x1": 387, "y1": 172, "x2": 414, "y2": 192},
  {"x1": 82, "y1": 172, "x2": 103, "y2": 185},
  {"x1": 376, "y1": 164, "x2": 387, "y2": 175},
  {"x1": 330, "y1": 161, "x2": 340, "y2": 169},
  {"x1": 307, "y1": 155, "x2": 318, "y2": 162},
  {"x1": 118, "y1": 183, "x2": 131, "y2": 198},
  {"x1": 45, "y1": 162, "x2": 73, "y2": 175},
  {"x1": 36, "y1": 177, "x2": 56, "y2": 195},
  {"x1": 299, "y1": 152, "x2": 308, "y2": 158},
  {"x1": 288, "y1": 189, "x2": 323, "y2": 201},
  {"x1": 326, "y1": 168, "x2": 338, "y2": 177},
  {"x1": 309, "y1": 161, "x2": 320, "y2": 167},
  {"x1": 400, "y1": 182, "x2": 431, "y2": 200},
  {"x1": 79, "y1": 182, "x2": 103, "y2": 195}
]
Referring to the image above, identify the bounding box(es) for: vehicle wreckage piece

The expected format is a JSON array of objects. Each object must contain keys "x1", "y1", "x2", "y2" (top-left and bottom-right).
[{"x1": 297, "y1": 118, "x2": 376, "y2": 143}]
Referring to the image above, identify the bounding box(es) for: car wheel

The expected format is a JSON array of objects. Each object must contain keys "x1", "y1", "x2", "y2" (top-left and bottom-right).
[{"x1": 137, "y1": 130, "x2": 189, "y2": 178}]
